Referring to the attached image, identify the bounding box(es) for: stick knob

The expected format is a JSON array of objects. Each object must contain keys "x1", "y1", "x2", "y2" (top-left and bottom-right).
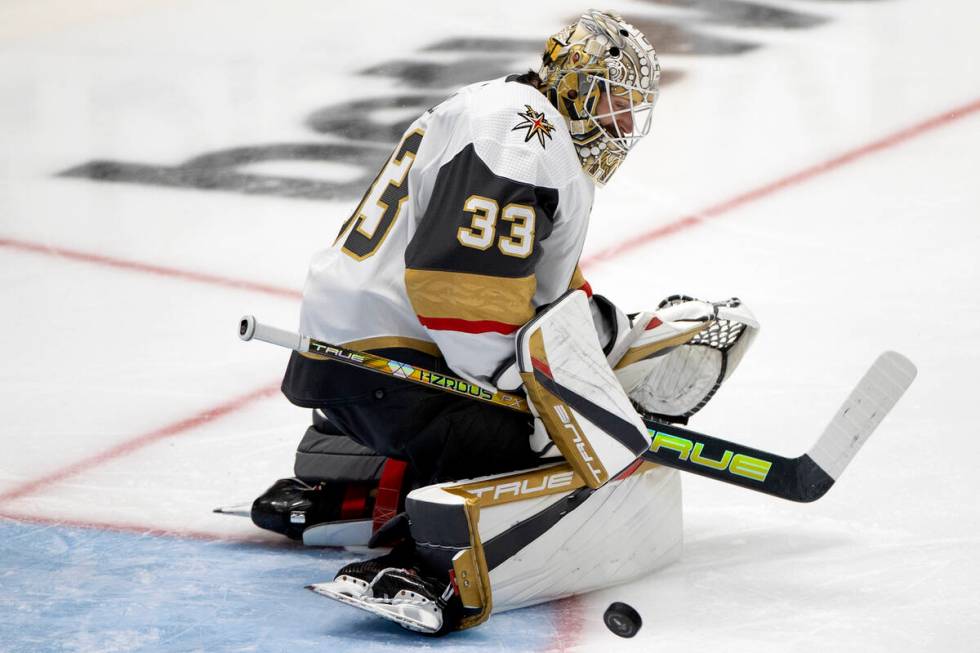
[
  {"x1": 238, "y1": 315, "x2": 307, "y2": 352},
  {"x1": 239, "y1": 315, "x2": 256, "y2": 341}
]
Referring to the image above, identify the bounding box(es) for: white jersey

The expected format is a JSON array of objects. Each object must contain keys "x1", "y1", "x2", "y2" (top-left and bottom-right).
[{"x1": 299, "y1": 76, "x2": 596, "y2": 390}]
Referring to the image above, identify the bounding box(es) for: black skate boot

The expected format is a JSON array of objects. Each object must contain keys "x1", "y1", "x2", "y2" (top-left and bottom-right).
[
  {"x1": 308, "y1": 544, "x2": 462, "y2": 635},
  {"x1": 328, "y1": 541, "x2": 421, "y2": 597},
  {"x1": 250, "y1": 478, "x2": 351, "y2": 540}
]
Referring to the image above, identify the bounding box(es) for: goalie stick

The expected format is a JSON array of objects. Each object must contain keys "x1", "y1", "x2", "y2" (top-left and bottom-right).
[
  {"x1": 240, "y1": 316, "x2": 916, "y2": 503},
  {"x1": 239, "y1": 316, "x2": 529, "y2": 413}
]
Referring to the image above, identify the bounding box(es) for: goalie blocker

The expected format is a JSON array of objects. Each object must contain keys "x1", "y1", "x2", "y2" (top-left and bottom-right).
[{"x1": 519, "y1": 290, "x2": 652, "y2": 487}]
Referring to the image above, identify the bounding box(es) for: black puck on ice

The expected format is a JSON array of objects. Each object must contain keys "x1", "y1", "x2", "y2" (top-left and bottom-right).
[{"x1": 604, "y1": 602, "x2": 641, "y2": 638}]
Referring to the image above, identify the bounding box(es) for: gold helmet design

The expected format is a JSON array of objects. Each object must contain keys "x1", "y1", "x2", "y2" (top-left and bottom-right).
[{"x1": 538, "y1": 10, "x2": 660, "y2": 185}]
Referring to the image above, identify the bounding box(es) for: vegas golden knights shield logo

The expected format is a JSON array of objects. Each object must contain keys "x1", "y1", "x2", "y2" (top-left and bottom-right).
[{"x1": 512, "y1": 105, "x2": 555, "y2": 148}]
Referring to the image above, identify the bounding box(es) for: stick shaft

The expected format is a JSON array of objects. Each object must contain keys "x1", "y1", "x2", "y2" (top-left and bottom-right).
[{"x1": 239, "y1": 316, "x2": 529, "y2": 413}]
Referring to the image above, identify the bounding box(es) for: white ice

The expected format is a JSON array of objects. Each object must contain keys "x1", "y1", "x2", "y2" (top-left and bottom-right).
[{"x1": 1, "y1": 1, "x2": 978, "y2": 651}]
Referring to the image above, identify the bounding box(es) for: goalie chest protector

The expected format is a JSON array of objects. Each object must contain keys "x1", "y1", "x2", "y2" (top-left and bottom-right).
[{"x1": 296, "y1": 75, "x2": 595, "y2": 390}]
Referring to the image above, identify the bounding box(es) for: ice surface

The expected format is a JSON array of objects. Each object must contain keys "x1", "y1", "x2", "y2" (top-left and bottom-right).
[
  {"x1": 1, "y1": 0, "x2": 979, "y2": 651},
  {"x1": 0, "y1": 521, "x2": 554, "y2": 652}
]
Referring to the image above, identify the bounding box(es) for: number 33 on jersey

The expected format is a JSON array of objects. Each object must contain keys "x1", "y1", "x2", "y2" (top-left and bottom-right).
[
  {"x1": 336, "y1": 129, "x2": 538, "y2": 262},
  {"x1": 306, "y1": 76, "x2": 596, "y2": 388}
]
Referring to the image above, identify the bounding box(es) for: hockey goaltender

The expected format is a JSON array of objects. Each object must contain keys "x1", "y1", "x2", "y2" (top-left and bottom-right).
[{"x1": 249, "y1": 9, "x2": 761, "y2": 635}]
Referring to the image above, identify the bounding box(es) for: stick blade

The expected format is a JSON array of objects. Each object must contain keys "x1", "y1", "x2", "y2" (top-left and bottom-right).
[{"x1": 807, "y1": 351, "x2": 917, "y2": 481}]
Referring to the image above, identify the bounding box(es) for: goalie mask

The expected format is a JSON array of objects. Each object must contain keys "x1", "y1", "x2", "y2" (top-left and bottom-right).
[{"x1": 538, "y1": 10, "x2": 660, "y2": 185}]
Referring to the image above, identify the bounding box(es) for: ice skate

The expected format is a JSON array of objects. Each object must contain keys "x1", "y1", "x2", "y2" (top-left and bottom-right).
[{"x1": 308, "y1": 548, "x2": 460, "y2": 635}]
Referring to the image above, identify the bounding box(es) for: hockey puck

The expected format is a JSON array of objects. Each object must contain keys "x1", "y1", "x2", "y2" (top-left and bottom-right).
[{"x1": 604, "y1": 602, "x2": 641, "y2": 638}]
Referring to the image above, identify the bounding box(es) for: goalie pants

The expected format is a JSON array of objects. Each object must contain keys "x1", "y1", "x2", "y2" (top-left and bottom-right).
[{"x1": 281, "y1": 349, "x2": 540, "y2": 485}]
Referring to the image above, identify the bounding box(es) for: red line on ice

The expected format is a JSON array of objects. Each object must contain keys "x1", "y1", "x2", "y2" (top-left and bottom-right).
[
  {"x1": 0, "y1": 382, "x2": 281, "y2": 504},
  {"x1": 548, "y1": 595, "x2": 588, "y2": 653},
  {"x1": 0, "y1": 238, "x2": 301, "y2": 300},
  {"x1": 580, "y1": 95, "x2": 980, "y2": 269}
]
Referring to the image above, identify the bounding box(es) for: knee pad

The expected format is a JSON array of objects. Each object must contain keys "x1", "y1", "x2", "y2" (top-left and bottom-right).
[
  {"x1": 252, "y1": 411, "x2": 413, "y2": 544},
  {"x1": 293, "y1": 409, "x2": 388, "y2": 482}
]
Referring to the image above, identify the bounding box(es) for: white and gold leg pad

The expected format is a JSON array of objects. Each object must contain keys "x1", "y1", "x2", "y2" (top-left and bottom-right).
[{"x1": 406, "y1": 460, "x2": 682, "y2": 626}]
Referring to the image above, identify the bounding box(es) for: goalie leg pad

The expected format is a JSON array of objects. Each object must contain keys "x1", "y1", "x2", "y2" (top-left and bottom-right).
[{"x1": 406, "y1": 461, "x2": 682, "y2": 625}]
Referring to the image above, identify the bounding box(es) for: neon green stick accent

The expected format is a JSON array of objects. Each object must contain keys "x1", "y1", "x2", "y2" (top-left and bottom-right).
[
  {"x1": 690, "y1": 442, "x2": 733, "y2": 470},
  {"x1": 650, "y1": 432, "x2": 693, "y2": 461},
  {"x1": 730, "y1": 454, "x2": 772, "y2": 482}
]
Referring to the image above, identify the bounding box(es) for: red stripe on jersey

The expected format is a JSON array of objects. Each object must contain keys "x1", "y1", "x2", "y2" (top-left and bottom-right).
[
  {"x1": 417, "y1": 315, "x2": 520, "y2": 335},
  {"x1": 531, "y1": 356, "x2": 554, "y2": 380}
]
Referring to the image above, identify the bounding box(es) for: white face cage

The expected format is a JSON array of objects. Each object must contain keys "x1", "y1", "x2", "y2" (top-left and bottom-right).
[{"x1": 584, "y1": 75, "x2": 658, "y2": 155}]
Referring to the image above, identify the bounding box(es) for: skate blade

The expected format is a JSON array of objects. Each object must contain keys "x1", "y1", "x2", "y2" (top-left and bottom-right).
[
  {"x1": 307, "y1": 581, "x2": 442, "y2": 634},
  {"x1": 211, "y1": 502, "x2": 251, "y2": 516}
]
